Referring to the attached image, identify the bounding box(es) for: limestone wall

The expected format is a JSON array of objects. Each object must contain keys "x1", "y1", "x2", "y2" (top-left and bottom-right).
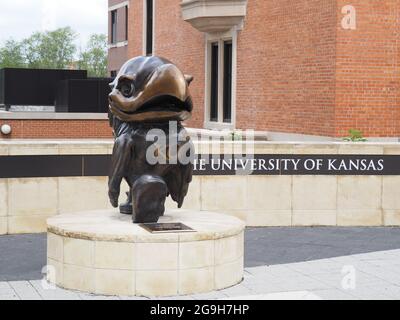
[{"x1": 1, "y1": 140, "x2": 400, "y2": 234}]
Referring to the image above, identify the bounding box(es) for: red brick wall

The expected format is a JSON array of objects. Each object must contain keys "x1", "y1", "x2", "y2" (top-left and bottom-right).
[
  {"x1": 108, "y1": 46, "x2": 128, "y2": 74},
  {"x1": 236, "y1": 0, "x2": 337, "y2": 136},
  {"x1": 0, "y1": 120, "x2": 113, "y2": 139},
  {"x1": 148, "y1": 0, "x2": 338, "y2": 134},
  {"x1": 127, "y1": 0, "x2": 144, "y2": 58},
  {"x1": 152, "y1": 0, "x2": 205, "y2": 128},
  {"x1": 335, "y1": 0, "x2": 400, "y2": 137},
  {"x1": 108, "y1": 0, "x2": 130, "y2": 74},
  {"x1": 107, "y1": 0, "x2": 400, "y2": 138}
]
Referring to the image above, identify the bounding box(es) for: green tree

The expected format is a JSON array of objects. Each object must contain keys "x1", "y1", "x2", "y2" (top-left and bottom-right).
[
  {"x1": 23, "y1": 27, "x2": 77, "y2": 69},
  {"x1": 22, "y1": 32, "x2": 44, "y2": 68},
  {"x1": 0, "y1": 39, "x2": 25, "y2": 68},
  {"x1": 78, "y1": 34, "x2": 108, "y2": 77}
]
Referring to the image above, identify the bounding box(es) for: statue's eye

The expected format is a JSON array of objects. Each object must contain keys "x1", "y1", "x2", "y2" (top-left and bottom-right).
[{"x1": 119, "y1": 82, "x2": 134, "y2": 97}]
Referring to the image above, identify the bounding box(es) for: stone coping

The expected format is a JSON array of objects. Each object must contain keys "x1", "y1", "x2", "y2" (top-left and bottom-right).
[
  {"x1": 0, "y1": 139, "x2": 113, "y2": 145},
  {"x1": 47, "y1": 209, "x2": 246, "y2": 243},
  {"x1": 0, "y1": 112, "x2": 108, "y2": 120},
  {"x1": 1, "y1": 139, "x2": 400, "y2": 156},
  {"x1": 1, "y1": 138, "x2": 400, "y2": 146},
  {"x1": 0, "y1": 139, "x2": 400, "y2": 148}
]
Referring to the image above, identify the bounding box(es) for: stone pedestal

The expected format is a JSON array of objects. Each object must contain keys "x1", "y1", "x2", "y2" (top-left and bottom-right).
[{"x1": 46, "y1": 209, "x2": 245, "y2": 297}]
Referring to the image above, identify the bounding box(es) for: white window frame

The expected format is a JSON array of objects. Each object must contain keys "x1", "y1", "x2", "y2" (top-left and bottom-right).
[
  {"x1": 108, "y1": 1, "x2": 130, "y2": 12},
  {"x1": 108, "y1": 1, "x2": 130, "y2": 47},
  {"x1": 204, "y1": 28, "x2": 238, "y2": 130},
  {"x1": 143, "y1": 0, "x2": 156, "y2": 56},
  {"x1": 110, "y1": 9, "x2": 118, "y2": 45},
  {"x1": 108, "y1": 41, "x2": 128, "y2": 49}
]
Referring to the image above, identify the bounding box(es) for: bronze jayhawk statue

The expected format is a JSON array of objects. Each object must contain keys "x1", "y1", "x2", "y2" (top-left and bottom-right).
[{"x1": 108, "y1": 56, "x2": 194, "y2": 223}]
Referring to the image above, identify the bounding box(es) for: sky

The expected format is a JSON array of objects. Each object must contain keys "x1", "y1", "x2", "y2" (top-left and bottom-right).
[{"x1": 0, "y1": 0, "x2": 108, "y2": 48}]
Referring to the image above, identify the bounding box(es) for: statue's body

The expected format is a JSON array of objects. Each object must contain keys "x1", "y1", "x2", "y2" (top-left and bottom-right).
[{"x1": 108, "y1": 56, "x2": 194, "y2": 223}]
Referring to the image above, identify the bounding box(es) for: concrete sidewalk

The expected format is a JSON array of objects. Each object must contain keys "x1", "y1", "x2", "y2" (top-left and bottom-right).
[{"x1": 1, "y1": 228, "x2": 400, "y2": 300}]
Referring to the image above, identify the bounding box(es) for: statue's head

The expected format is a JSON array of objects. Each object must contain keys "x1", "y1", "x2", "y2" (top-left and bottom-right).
[{"x1": 108, "y1": 56, "x2": 193, "y2": 123}]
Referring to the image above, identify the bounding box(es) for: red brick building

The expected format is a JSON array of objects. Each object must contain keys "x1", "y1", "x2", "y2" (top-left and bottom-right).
[{"x1": 108, "y1": 0, "x2": 400, "y2": 139}]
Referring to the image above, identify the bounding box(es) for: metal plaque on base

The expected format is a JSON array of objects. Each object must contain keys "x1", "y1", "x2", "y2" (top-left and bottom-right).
[{"x1": 140, "y1": 223, "x2": 195, "y2": 234}]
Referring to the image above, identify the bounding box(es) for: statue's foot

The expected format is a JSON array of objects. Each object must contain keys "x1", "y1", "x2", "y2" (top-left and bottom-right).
[
  {"x1": 132, "y1": 175, "x2": 167, "y2": 224},
  {"x1": 119, "y1": 203, "x2": 133, "y2": 215},
  {"x1": 119, "y1": 191, "x2": 133, "y2": 215},
  {"x1": 108, "y1": 191, "x2": 119, "y2": 208}
]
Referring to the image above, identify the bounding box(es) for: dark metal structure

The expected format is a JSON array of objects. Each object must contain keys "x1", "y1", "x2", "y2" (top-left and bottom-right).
[
  {"x1": 108, "y1": 56, "x2": 195, "y2": 224},
  {"x1": 0, "y1": 68, "x2": 87, "y2": 109},
  {"x1": 55, "y1": 78, "x2": 112, "y2": 113},
  {"x1": 0, "y1": 68, "x2": 111, "y2": 113}
]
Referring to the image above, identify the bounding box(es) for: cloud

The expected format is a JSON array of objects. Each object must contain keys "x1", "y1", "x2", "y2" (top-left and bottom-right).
[{"x1": 0, "y1": 0, "x2": 108, "y2": 47}]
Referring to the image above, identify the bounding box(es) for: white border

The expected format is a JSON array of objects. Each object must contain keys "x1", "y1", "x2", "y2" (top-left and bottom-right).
[
  {"x1": 204, "y1": 28, "x2": 238, "y2": 130},
  {"x1": 108, "y1": 1, "x2": 130, "y2": 12},
  {"x1": 108, "y1": 40, "x2": 128, "y2": 49},
  {"x1": 0, "y1": 112, "x2": 108, "y2": 120}
]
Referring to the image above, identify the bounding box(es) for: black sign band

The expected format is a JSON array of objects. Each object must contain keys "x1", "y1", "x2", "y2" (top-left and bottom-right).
[{"x1": 0, "y1": 154, "x2": 398, "y2": 179}]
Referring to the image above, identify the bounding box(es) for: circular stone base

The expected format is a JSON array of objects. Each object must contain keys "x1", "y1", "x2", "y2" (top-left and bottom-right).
[{"x1": 46, "y1": 209, "x2": 245, "y2": 297}]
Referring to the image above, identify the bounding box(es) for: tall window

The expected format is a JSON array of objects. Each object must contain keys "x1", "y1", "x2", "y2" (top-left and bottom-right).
[
  {"x1": 125, "y1": 6, "x2": 129, "y2": 41},
  {"x1": 111, "y1": 10, "x2": 118, "y2": 44},
  {"x1": 223, "y1": 41, "x2": 233, "y2": 123},
  {"x1": 210, "y1": 42, "x2": 219, "y2": 122},
  {"x1": 145, "y1": 0, "x2": 154, "y2": 55},
  {"x1": 208, "y1": 39, "x2": 233, "y2": 124}
]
